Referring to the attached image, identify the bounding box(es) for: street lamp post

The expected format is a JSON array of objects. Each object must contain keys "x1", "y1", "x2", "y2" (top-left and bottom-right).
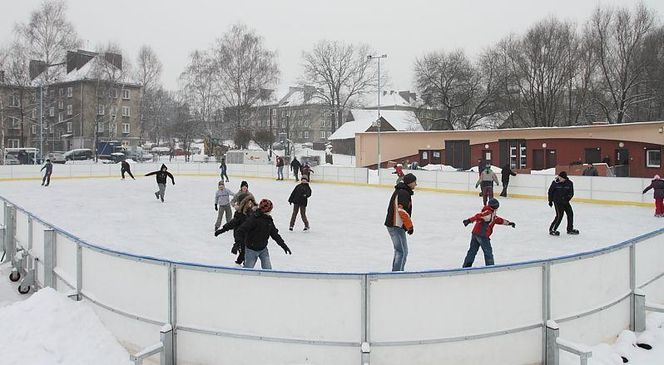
[{"x1": 367, "y1": 54, "x2": 387, "y2": 178}]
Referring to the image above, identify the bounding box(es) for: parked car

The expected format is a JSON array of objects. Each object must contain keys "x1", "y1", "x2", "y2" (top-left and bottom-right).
[
  {"x1": 47, "y1": 151, "x2": 67, "y2": 164},
  {"x1": 3, "y1": 155, "x2": 20, "y2": 165},
  {"x1": 64, "y1": 148, "x2": 93, "y2": 161}
]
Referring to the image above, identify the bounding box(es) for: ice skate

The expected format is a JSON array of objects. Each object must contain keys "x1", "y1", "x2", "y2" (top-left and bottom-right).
[
  {"x1": 549, "y1": 230, "x2": 560, "y2": 236},
  {"x1": 567, "y1": 229, "x2": 579, "y2": 235}
]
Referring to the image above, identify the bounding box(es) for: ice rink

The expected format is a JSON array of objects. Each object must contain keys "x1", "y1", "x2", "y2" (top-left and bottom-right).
[{"x1": 0, "y1": 175, "x2": 659, "y2": 272}]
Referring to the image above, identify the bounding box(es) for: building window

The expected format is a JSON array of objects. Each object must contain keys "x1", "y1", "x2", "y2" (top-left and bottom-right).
[
  {"x1": 110, "y1": 106, "x2": 117, "y2": 116},
  {"x1": 122, "y1": 106, "x2": 130, "y2": 117},
  {"x1": 59, "y1": 88, "x2": 64, "y2": 97},
  {"x1": 49, "y1": 107, "x2": 55, "y2": 117},
  {"x1": 67, "y1": 104, "x2": 73, "y2": 116},
  {"x1": 31, "y1": 109, "x2": 36, "y2": 119},
  {"x1": 123, "y1": 123, "x2": 130, "y2": 134},
  {"x1": 304, "y1": 131, "x2": 309, "y2": 139},
  {"x1": 58, "y1": 112, "x2": 64, "y2": 123},
  {"x1": 10, "y1": 94, "x2": 20, "y2": 107},
  {"x1": 110, "y1": 89, "x2": 118, "y2": 98},
  {"x1": 49, "y1": 89, "x2": 54, "y2": 99},
  {"x1": 9, "y1": 117, "x2": 20, "y2": 129},
  {"x1": 66, "y1": 121, "x2": 72, "y2": 133},
  {"x1": 97, "y1": 123, "x2": 104, "y2": 133},
  {"x1": 646, "y1": 149, "x2": 661, "y2": 168},
  {"x1": 8, "y1": 139, "x2": 20, "y2": 148},
  {"x1": 320, "y1": 131, "x2": 326, "y2": 139},
  {"x1": 110, "y1": 123, "x2": 117, "y2": 134},
  {"x1": 58, "y1": 100, "x2": 64, "y2": 110},
  {"x1": 98, "y1": 105, "x2": 105, "y2": 115},
  {"x1": 32, "y1": 124, "x2": 37, "y2": 135},
  {"x1": 122, "y1": 89, "x2": 130, "y2": 100},
  {"x1": 67, "y1": 87, "x2": 73, "y2": 98},
  {"x1": 520, "y1": 143, "x2": 527, "y2": 168}
]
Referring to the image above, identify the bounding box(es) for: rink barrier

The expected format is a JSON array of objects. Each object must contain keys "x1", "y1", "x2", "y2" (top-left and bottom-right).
[{"x1": 2, "y1": 177, "x2": 664, "y2": 363}]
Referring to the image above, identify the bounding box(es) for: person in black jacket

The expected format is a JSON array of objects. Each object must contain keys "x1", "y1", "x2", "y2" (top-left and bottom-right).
[
  {"x1": 548, "y1": 171, "x2": 578, "y2": 236},
  {"x1": 215, "y1": 194, "x2": 256, "y2": 265},
  {"x1": 145, "y1": 164, "x2": 175, "y2": 202},
  {"x1": 642, "y1": 174, "x2": 664, "y2": 217},
  {"x1": 384, "y1": 173, "x2": 416, "y2": 271},
  {"x1": 236, "y1": 199, "x2": 291, "y2": 269},
  {"x1": 499, "y1": 164, "x2": 517, "y2": 197},
  {"x1": 290, "y1": 157, "x2": 302, "y2": 181},
  {"x1": 121, "y1": 160, "x2": 135, "y2": 180},
  {"x1": 288, "y1": 176, "x2": 312, "y2": 231}
]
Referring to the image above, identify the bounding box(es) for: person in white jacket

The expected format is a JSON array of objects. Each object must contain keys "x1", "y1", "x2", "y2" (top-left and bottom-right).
[{"x1": 214, "y1": 181, "x2": 235, "y2": 230}]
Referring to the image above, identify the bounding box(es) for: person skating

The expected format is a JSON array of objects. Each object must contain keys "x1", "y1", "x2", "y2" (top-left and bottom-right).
[
  {"x1": 499, "y1": 164, "x2": 516, "y2": 197},
  {"x1": 475, "y1": 164, "x2": 500, "y2": 205},
  {"x1": 219, "y1": 156, "x2": 229, "y2": 182},
  {"x1": 548, "y1": 171, "x2": 578, "y2": 235},
  {"x1": 461, "y1": 198, "x2": 516, "y2": 267},
  {"x1": 145, "y1": 164, "x2": 175, "y2": 202},
  {"x1": 392, "y1": 163, "x2": 405, "y2": 184},
  {"x1": 40, "y1": 159, "x2": 53, "y2": 186},
  {"x1": 301, "y1": 163, "x2": 314, "y2": 181},
  {"x1": 290, "y1": 156, "x2": 302, "y2": 181},
  {"x1": 275, "y1": 155, "x2": 285, "y2": 180},
  {"x1": 288, "y1": 176, "x2": 312, "y2": 231},
  {"x1": 642, "y1": 175, "x2": 664, "y2": 217},
  {"x1": 215, "y1": 194, "x2": 256, "y2": 265},
  {"x1": 236, "y1": 199, "x2": 291, "y2": 270},
  {"x1": 120, "y1": 160, "x2": 135, "y2": 180},
  {"x1": 230, "y1": 181, "x2": 251, "y2": 210},
  {"x1": 214, "y1": 181, "x2": 235, "y2": 230},
  {"x1": 384, "y1": 173, "x2": 417, "y2": 272}
]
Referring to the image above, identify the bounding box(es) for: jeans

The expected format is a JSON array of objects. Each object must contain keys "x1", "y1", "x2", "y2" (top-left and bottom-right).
[
  {"x1": 243, "y1": 248, "x2": 272, "y2": 269},
  {"x1": 462, "y1": 234, "x2": 494, "y2": 267},
  {"x1": 481, "y1": 186, "x2": 494, "y2": 206},
  {"x1": 387, "y1": 226, "x2": 408, "y2": 271},
  {"x1": 41, "y1": 173, "x2": 51, "y2": 186},
  {"x1": 499, "y1": 180, "x2": 509, "y2": 197},
  {"x1": 293, "y1": 169, "x2": 299, "y2": 181},
  {"x1": 277, "y1": 166, "x2": 284, "y2": 179},
  {"x1": 550, "y1": 201, "x2": 574, "y2": 232},
  {"x1": 220, "y1": 167, "x2": 229, "y2": 182},
  {"x1": 121, "y1": 168, "x2": 135, "y2": 179},
  {"x1": 655, "y1": 197, "x2": 663, "y2": 216},
  {"x1": 215, "y1": 204, "x2": 233, "y2": 229},
  {"x1": 290, "y1": 204, "x2": 309, "y2": 228},
  {"x1": 156, "y1": 183, "x2": 166, "y2": 200}
]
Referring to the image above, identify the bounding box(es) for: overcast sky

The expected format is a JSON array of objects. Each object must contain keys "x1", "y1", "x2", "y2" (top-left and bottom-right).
[{"x1": 2, "y1": 0, "x2": 662, "y2": 96}]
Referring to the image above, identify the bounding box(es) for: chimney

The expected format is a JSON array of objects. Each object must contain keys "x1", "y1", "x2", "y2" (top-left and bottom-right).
[
  {"x1": 29, "y1": 60, "x2": 47, "y2": 80},
  {"x1": 104, "y1": 52, "x2": 123, "y2": 70}
]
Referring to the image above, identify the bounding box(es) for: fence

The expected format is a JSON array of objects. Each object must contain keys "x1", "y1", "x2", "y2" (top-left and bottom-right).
[{"x1": 1, "y1": 164, "x2": 663, "y2": 364}]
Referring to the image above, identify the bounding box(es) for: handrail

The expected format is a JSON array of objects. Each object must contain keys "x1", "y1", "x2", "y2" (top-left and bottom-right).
[{"x1": 130, "y1": 342, "x2": 163, "y2": 365}]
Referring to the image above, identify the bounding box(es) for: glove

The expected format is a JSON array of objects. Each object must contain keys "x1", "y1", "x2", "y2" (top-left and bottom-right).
[
  {"x1": 231, "y1": 243, "x2": 239, "y2": 254},
  {"x1": 215, "y1": 204, "x2": 218, "y2": 211},
  {"x1": 283, "y1": 245, "x2": 292, "y2": 255},
  {"x1": 548, "y1": 201, "x2": 553, "y2": 207},
  {"x1": 407, "y1": 228, "x2": 414, "y2": 235},
  {"x1": 509, "y1": 222, "x2": 516, "y2": 228},
  {"x1": 214, "y1": 228, "x2": 227, "y2": 237},
  {"x1": 463, "y1": 219, "x2": 471, "y2": 227}
]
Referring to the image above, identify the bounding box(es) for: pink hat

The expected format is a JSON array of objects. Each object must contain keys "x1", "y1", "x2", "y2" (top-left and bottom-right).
[{"x1": 655, "y1": 175, "x2": 661, "y2": 180}]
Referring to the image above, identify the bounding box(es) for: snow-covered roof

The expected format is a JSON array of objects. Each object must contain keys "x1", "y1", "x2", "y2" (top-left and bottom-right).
[
  {"x1": 277, "y1": 86, "x2": 322, "y2": 107},
  {"x1": 31, "y1": 54, "x2": 133, "y2": 87},
  {"x1": 328, "y1": 109, "x2": 423, "y2": 140},
  {"x1": 363, "y1": 90, "x2": 416, "y2": 109}
]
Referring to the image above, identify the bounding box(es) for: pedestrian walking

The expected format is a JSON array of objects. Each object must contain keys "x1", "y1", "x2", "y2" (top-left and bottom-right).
[
  {"x1": 461, "y1": 198, "x2": 516, "y2": 267},
  {"x1": 499, "y1": 164, "x2": 516, "y2": 197},
  {"x1": 236, "y1": 199, "x2": 292, "y2": 270},
  {"x1": 215, "y1": 194, "x2": 257, "y2": 265},
  {"x1": 288, "y1": 176, "x2": 312, "y2": 231},
  {"x1": 475, "y1": 164, "x2": 500, "y2": 205},
  {"x1": 40, "y1": 159, "x2": 53, "y2": 186},
  {"x1": 290, "y1": 156, "x2": 302, "y2": 181},
  {"x1": 145, "y1": 164, "x2": 175, "y2": 202},
  {"x1": 121, "y1": 160, "x2": 135, "y2": 180},
  {"x1": 214, "y1": 181, "x2": 235, "y2": 230},
  {"x1": 219, "y1": 156, "x2": 229, "y2": 182},
  {"x1": 642, "y1": 175, "x2": 664, "y2": 217},
  {"x1": 548, "y1": 171, "x2": 579, "y2": 236},
  {"x1": 276, "y1": 155, "x2": 285, "y2": 180},
  {"x1": 384, "y1": 173, "x2": 417, "y2": 272}
]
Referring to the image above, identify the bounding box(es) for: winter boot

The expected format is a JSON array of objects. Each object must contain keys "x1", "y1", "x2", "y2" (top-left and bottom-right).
[
  {"x1": 303, "y1": 226, "x2": 309, "y2": 231},
  {"x1": 160, "y1": 196, "x2": 164, "y2": 202},
  {"x1": 567, "y1": 229, "x2": 579, "y2": 235},
  {"x1": 155, "y1": 192, "x2": 160, "y2": 200},
  {"x1": 289, "y1": 226, "x2": 293, "y2": 231},
  {"x1": 549, "y1": 230, "x2": 560, "y2": 236}
]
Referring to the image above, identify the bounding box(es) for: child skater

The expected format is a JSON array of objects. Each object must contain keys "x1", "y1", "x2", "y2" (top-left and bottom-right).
[{"x1": 461, "y1": 198, "x2": 515, "y2": 268}]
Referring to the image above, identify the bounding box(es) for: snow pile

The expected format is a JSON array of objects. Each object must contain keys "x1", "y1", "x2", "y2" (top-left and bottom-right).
[
  {"x1": 531, "y1": 167, "x2": 557, "y2": 175},
  {"x1": 0, "y1": 287, "x2": 131, "y2": 365},
  {"x1": 420, "y1": 164, "x2": 460, "y2": 172}
]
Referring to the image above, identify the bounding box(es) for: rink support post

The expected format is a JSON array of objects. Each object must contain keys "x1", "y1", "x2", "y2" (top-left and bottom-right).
[
  {"x1": 633, "y1": 289, "x2": 646, "y2": 333},
  {"x1": 545, "y1": 320, "x2": 559, "y2": 365},
  {"x1": 74, "y1": 243, "x2": 82, "y2": 301},
  {"x1": 161, "y1": 324, "x2": 174, "y2": 365},
  {"x1": 629, "y1": 243, "x2": 636, "y2": 331},
  {"x1": 3, "y1": 204, "x2": 16, "y2": 265},
  {"x1": 167, "y1": 263, "x2": 177, "y2": 364},
  {"x1": 361, "y1": 275, "x2": 370, "y2": 365},
  {"x1": 43, "y1": 229, "x2": 57, "y2": 288}
]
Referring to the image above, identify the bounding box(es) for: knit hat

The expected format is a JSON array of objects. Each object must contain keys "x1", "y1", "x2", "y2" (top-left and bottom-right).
[
  {"x1": 558, "y1": 171, "x2": 568, "y2": 179},
  {"x1": 240, "y1": 180, "x2": 249, "y2": 189},
  {"x1": 218, "y1": 180, "x2": 225, "y2": 186},
  {"x1": 258, "y1": 199, "x2": 273, "y2": 213},
  {"x1": 655, "y1": 175, "x2": 661, "y2": 180},
  {"x1": 403, "y1": 173, "x2": 417, "y2": 185},
  {"x1": 488, "y1": 198, "x2": 500, "y2": 209}
]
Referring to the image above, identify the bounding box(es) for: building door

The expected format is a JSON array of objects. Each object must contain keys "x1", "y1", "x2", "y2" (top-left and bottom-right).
[
  {"x1": 614, "y1": 149, "x2": 630, "y2": 177},
  {"x1": 533, "y1": 149, "x2": 544, "y2": 170},
  {"x1": 585, "y1": 148, "x2": 601, "y2": 164},
  {"x1": 482, "y1": 150, "x2": 493, "y2": 166},
  {"x1": 445, "y1": 140, "x2": 470, "y2": 170},
  {"x1": 546, "y1": 149, "x2": 557, "y2": 169},
  {"x1": 431, "y1": 150, "x2": 442, "y2": 165},
  {"x1": 499, "y1": 139, "x2": 527, "y2": 169}
]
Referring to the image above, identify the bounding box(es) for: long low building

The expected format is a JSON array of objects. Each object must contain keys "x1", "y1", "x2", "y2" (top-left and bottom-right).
[{"x1": 354, "y1": 121, "x2": 664, "y2": 178}]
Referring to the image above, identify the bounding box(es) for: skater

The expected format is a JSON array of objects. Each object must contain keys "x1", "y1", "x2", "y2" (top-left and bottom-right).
[
  {"x1": 214, "y1": 181, "x2": 235, "y2": 230},
  {"x1": 548, "y1": 171, "x2": 578, "y2": 235},
  {"x1": 290, "y1": 156, "x2": 302, "y2": 181},
  {"x1": 145, "y1": 164, "x2": 175, "y2": 202},
  {"x1": 392, "y1": 163, "x2": 405, "y2": 184},
  {"x1": 40, "y1": 159, "x2": 53, "y2": 186},
  {"x1": 215, "y1": 194, "x2": 256, "y2": 265},
  {"x1": 275, "y1": 155, "x2": 285, "y2": 180},
  {"x1": 219, "y1": 156, "x2": 229, "y2": 182},
  {"x1": 477, "y1": 158, "x2": 486, "y2": 197},
  {"x1": 288, "y1": 176, "x2": 312, "y2": 231},
  {"x1": 642, "y1": 175, "x2": 664, "y2": 217},
  {"x1": 582, "y1": 163, "x2": 599, "y2": 176},
  {"x1": 384, "y1": 173, "x2": 417, "y2": 272},
  {"x1": 301, "y1": 163, "x2": 314, "y2": 181},
  {"x1": 236, "y1": 199, "x2": 292, "y2": 270},
  {"x1": 120, "y1": 160, "x2": 135, "y2": 180},
  {"x1": 230, "y1": 181, "x2": 251, "y2": 209},
  {"x1": 499, "y1": 164, "x2": 516, "y2": 197},
  {"x1": 461, "y1": 198, "x2": 516, "y2": 268},
  {"x1": 475, "y1": 164, "x2": 500, "y2": 206}
]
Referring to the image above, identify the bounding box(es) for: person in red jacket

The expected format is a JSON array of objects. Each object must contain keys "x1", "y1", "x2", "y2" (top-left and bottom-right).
[
  {"x1": 461, "y1": 198, "x2": 515, "y2": 268},
  {"x1": 642, "y1": 175, "x2": 664, "y2": 217},
  {"x1": 392, "y1": 163, "x2": 405, "y2": 183}
]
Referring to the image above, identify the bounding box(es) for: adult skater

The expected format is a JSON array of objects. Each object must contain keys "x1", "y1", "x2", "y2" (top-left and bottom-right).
[
  {"x1": 290, "y1": 156, "x2": 302, "y2": 181},
  {"x1": 461, "y1": 198, "x2": 516, "y2": 267},
  {"x1": 214, "y1": 181, "x2": 235, "y2": 230},
  {"x1": 582, "y1": 163, "x2": 599, "y2": 176},
  {"x1": 219, "y1": 156, "x2": 229, "y2": 182},
  {"x1": 215, "y1": 194, "x2": 256, "y2": 265},
  {"x1": 301, "y1": 162, "x2": 314, "y2": 181},
  {"x1": 40, "y1": 159, "x2": 53, "y2": 186},
  {"x1": 236, "y1": 199, "x2": 292, "y2": 270},
  {"x1": 120, "y1": 160, "x2": 135, "y2": 180},
  {"x1": 384, "y1": 173, "x2": 417, "y2": 272},
  {"x1": 275, "y1": 155, "x2": 285, "y2": 180},
  {"x1": 392, "y1": 163, "x2": 405, "y2": 184},
  {"x1": 642, "y1": 175, "x2": 664, "y2": 217},
  {"x1": 230, "y1": 181, "x2": 251, "y2": 210},
  {"x1": 475, "y1": 164, "x2": 500, "y2": 205},
  {"x1": 499, "y1": 164, "x2": 516, "y2": 197},
  {"x1": 548, "y1": 171, "x2": 578, "y2": 235},
  {"x1": 145, "y1": 164, "x2": 175, "y2": 202},
  {"x1": 288, "y1": 176, "x2": 312, "y2": 231}
]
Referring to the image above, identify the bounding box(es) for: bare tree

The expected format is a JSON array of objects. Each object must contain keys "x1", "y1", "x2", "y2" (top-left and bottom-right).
[
  {"x1": 178, "y1": 50, "x2": 221, "y2": 140},
  {"x1": 134, "y1": 45, "x2": 163, "y2": 142},
  {"x1": 589, "y1": 4, "x2": 657, "y2": 123},
  {"x1": 253, "y1": 128, "x2": 274, "y2": 151},
  {"x1": 300, "y1": 40, "x2": 379, "y2": 132},
  {"x1": 3, "y1": 41, "x2": 38, "y2": 148},
  {"x1": 166, "y1": 102, "x2": 201, "y2": 162}
]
